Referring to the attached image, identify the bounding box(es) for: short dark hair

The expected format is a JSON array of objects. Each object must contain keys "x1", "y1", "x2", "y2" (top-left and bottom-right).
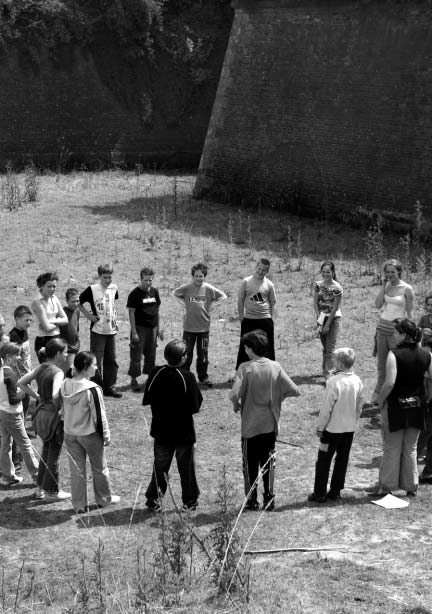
[
  {"x1": 383, "y1": 259, "x2": 403, "y2": 278},
  {"x1": 241, "y1": 330, "x2": 269, "y2": 357},
  {"x1": 191, "y1": 263, "x2": 208, "y2": 277},
  {"x1": 258, "y1": 258, "x2": 270, "y2": 268},
  {"x1": 321, "y1": 261, "x2": 337, "y2": 281},
  {"x1": 98, "y1": 264, "x2": 113, "y2": 276},
  {"x1": 36, "y1": 272, "x2": 58, "y2": 288},
  {"x1": 393, "y1": 318, "x2": 421, "y2": 344},
  {"x1": 13, "y1": 305, "x2": 32, "y2": 319},
  {"x1": 74, "y1": 351, "x2": 96, "y2": 373},
  {"x1": 140, "y1": 267, "x2": 154, "y2": 278},
  {"x1": 164, "y1": 339, "x2": 187, "y2": 366},
  {"x1": 65, "y1": 288, "x2": 79, "y2": 301}
]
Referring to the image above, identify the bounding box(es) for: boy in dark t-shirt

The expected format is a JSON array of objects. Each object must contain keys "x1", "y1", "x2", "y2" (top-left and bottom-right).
[
  {"x1": 127, "y1": 267, "x2": 161, "y2": 391},
  {"x1": 59, "y1": 288, "x2": 80, "y2": 375},
  {"x1": 9, "y1": 305, "x2": 33, "y2": 418},
  {"x1": 143, "y1": 339, "x2": 202, "y2": 512}
]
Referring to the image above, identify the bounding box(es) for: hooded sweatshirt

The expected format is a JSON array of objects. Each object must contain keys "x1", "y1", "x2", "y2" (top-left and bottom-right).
[{"x1": 60, "y1": 378, "x2": 110, "y2": 441}]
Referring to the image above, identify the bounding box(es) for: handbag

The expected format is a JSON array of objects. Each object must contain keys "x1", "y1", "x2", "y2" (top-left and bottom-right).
[
  {"x1": 387, "y1": 395, "x2": 425, "y2": 432},
  {"x1": 32, "y1": 401, "x2": 62, "y2": 442}
]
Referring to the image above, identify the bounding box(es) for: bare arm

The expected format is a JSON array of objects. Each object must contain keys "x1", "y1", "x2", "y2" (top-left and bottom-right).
[
  {"x1": 377, "y1": 351, "x2": 397, "y2": 407},
  {"x1": 426, "y1": 359, "x2": 432, "y2": 402},
  {"x1": 31, "y1": 300, "x2": 57, "y2": 333},
  {"x1": 313, "y1": 292, "x2": 319, "y2": 318},
  {"x1": 237, "y1": 283, "x2": 246, "y2": 321},
  {"x1": 52, "y1": 371, "x2": 64, "y2": 404},
  {"x1": 54, "y1": 301, "x2": 68, "y2": 327},
  {"x1": 78, "y1": 304, "x2": 99, "y2": 324},
  {"x1": 405, "y1": 285, "x2": 414, "y2": 320},
  {"x1": 128, "y1": 308, "x2": 139, "y2": 342},
  {"x1": 17, "y1": 368, "x2": 40, "y2": 401},
  {"x1": 375, "y1": 281, "x2": 387, "y2": 310}
]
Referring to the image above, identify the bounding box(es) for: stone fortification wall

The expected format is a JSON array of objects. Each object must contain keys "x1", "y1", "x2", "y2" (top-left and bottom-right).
[{"x1": 194, "y1": 0, "x2": 432, "y2": 224}]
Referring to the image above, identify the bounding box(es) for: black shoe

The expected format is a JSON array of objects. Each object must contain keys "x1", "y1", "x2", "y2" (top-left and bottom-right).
[
  {"x1": 182, "y1": 501, "x2": 198, "y2": 511},
  {"x1": 327, "y1": 491, "x2": 342, "y2": 501},
  {"x1": 307, "y1": 492, "x2": 326, "y2": 503},
  {"x1": 406, "y1": 490, "x2": 417, "y2": 497},
  {"x1": 419, "y1": 475, "x2": 432, "y2": 484},
  {"x1": 146, "y1": 499, "x2": 161, "y2": 512},
  {"x1": 104, "y1": 389, "x2": 123, "y2": 398},
  {"x1": 244, "y1": 500, "x2": 259, "y2": 511},
  {"x1": 199, "y1": 377, "x2": 213, "y2": 387},
  {"x1": 262, "y1": 494, "x2": 275, "y2": 511}
]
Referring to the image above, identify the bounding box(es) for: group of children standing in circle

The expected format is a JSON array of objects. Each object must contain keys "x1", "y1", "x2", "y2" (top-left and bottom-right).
[{"x1": 0, "y1": 256, "x2": 431, "y2": 512}]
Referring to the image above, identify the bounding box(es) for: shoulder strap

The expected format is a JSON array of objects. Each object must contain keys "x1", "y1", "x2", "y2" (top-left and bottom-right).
[{"x1": 89, "y1": 386, "x2": 104, "y2": 439}]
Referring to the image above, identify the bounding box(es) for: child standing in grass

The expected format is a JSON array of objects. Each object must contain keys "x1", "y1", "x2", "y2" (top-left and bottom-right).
[
  {"x1": 59, "y1": 288, "x2": 81, "y2": 375},
  {"x1": 79, "y1": 264, "x2": 122, "y2": 398},
  {"x1": 308, "y1": 348, "x2": 363, "y2": 503},
  {"x1": 127, "y1": 267, "x2": 161, "y2": 392},
  {"x1": 143, "y1": 339, "x2": 202, "y2": 512},
  {"x1": 0, "y1": 343, "x2": 39, "y2": 487},
  {"x1": 229, "y1": 330, "x2": 300, "y2": 511},
  {"x1": 174, "y1": 263, "x2": 226, "y2": 387},
  {"x1": 9, "y1": 305, "x2": 33, "y2": 417}
]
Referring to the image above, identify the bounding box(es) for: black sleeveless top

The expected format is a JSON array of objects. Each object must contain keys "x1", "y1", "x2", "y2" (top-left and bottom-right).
[{"x1": 389, "y1": 344, "x2": 431, "y2": 400}]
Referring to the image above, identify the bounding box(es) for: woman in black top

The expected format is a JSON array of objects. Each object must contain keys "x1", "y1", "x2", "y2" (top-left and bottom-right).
[{"x1": 377, "y1": 319, "x2": 432, "y2": 496}]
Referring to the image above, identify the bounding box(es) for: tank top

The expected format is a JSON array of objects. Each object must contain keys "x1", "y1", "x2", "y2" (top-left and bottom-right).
[
  {"x1": 35, "y1": 363, "x2": 63, "y2": 403},
  {"x1": 389, "y1": 344, "x2": 431, "y2": 399},
  {"x1": 35, "y1": 295, "x2": 62, "y2": 338},
  {"x1": 381, "y1": 286, "x2": 406, "y2": 322}
]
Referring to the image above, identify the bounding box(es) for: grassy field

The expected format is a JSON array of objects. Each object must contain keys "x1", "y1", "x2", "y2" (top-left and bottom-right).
[{"x1": 0, "y1": 171, "x2": 431, "y2": 613}]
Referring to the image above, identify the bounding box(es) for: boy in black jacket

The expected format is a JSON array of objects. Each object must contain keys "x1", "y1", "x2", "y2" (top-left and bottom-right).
[{"x1": 143, "y1": 339, "x2": 202, "y2": 511}]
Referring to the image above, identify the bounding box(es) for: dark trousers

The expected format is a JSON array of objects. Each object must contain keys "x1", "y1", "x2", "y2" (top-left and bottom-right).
[
  {"x1": 34, "y1": 335, "x2": 60, "y2": 364},
  {"x1": 128, "y1": 325, "x2": 157, "y2": 378},
  {"x1": 419, "y1": 403, "x2": 432, "y2": 478},
  {"x1": 183, "y1": 331, "x2": 209, "y2": 380},
  {"x1": 236, "y1": 318, "x2": 275, "y2": 369},
  {"x1": 313, "y1": 431, "x2": 354, "y2": 497},
  {"x1": 146, "y1": 440, "x2": 199, "y2": 506},
  {"x1": 37, "y1": 432, "x2": 64, "y2": 494},
  {"x1": 242, "y1": 432, "x2": 276, "y2": 503},
  {"x1": 90, "y1": 331, "x2": 118, "y2": 392}
]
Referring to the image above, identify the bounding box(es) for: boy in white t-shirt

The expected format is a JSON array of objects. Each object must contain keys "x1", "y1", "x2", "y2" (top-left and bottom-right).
[
  {"x1": 173, "y1": 263, "x2": 226, "y2": 387},
  {"x1": 308, "y1": 348, "x2": 363, "y2": 503},
  {"x1": 79, "y1": 264, "x2": 122, "y2": 398}
]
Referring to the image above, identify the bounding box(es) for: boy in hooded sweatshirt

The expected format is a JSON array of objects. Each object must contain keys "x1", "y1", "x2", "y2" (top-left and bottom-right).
[{"x1": 61, "y1": 351, "x2": 119, "y2": 513}]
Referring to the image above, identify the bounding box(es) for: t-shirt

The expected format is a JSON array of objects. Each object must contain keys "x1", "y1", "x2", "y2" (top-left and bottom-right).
[
  {"x1": 143, "y1": 365, "x2": 202, "y2": 443},
  {"x1": 79, "y1": 283, "x2": 118, "y2": 335},
  {"x1": 9, "y1": 327, "x2": 31, "y2": 375},
  {"x1": 239, "y1": 276, "x2": 276, "y2": 319},
  {"x1": 126, "y1": 286, "x2": 161, "y2": 327},
  {"x1": 418, "y1": 314, "x2": 432, "y2": 347},
  {"x1": 174, "y1": 282, "x2": 226, "y2": 332},
  {"x1": 59, "y1": 306, "x2": 80, "y2": 351},
  {"x1": 314, "y1": 280, "x2": 343, "y2": 317}
]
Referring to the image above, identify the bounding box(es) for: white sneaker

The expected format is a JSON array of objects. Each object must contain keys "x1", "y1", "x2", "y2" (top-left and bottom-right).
[
  {"x1": 109, "y1": 495, "x2": 120, "y2": 505},
  {"x1": 44, "y1": 490, "x2": 71, "y2": 501},
  {"x1": 0, "y1": 476, "x2": 23, "y2": 486}
]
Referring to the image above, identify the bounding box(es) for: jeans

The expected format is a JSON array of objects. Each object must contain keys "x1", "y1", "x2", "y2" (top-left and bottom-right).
[
  {"x1": 319, "y1": 317, "x2": 341, "y2": 376},
  {"x1": 90, "y1": 331, "x2": 118, "y2": 392},
  {"x1": 373, "y1": 321, "x2": 397, "y2": 399},
  {"x1": 241, "y1": 432, "x2": 276, "y2": 503},
  {"x1": 0, "y1": 410, "x2": 39, "y2": 480},
  {"x1": 313, "y1": 431, "x2": 354, "y2": 497},
  {"x1": 379, "y1": 403, "x2": 419, "y2": 492},
  {"x1": 146, "y1": 440, "x2": 199, "y2": 506},
  {"x1": 37, "y1": 430, "x2": 64, "y2": 494},
  {"x1": 65, "y1": 432, "x2": 113, "y2": 509},
  {"x1": 128, "y1": 325, "x2": 157, "y2": 378},
  {"x1": 236, "y1": 318, "x2": 275, "y2": 369},
  {"x1": 183, "y1": 331, "x2": 209, "y2": 381}
]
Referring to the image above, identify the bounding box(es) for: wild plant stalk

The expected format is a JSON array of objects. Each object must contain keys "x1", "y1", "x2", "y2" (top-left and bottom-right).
[
  {"x1": 247, "y1": 215, "x2": 253, "y2": 257},
  {"x1": 172, "y1": 176, "x2": 178, "y2": 219},
  {"x1": 365, "y1": 215, "x2": 385, "y2": 278}
]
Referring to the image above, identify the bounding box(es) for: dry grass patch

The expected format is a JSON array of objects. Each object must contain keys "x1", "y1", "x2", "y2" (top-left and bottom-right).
[{"x1": 0, "y1": 170, "x2": 431, "y2": 612}]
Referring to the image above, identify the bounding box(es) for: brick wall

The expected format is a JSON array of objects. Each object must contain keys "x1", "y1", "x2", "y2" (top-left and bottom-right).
[
  {"x1": 0, "y1": 35, "x2": 228, "y2": 169},
  {"x1": 194, "y1": 0, "x2": 432, "y2": 224}
]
